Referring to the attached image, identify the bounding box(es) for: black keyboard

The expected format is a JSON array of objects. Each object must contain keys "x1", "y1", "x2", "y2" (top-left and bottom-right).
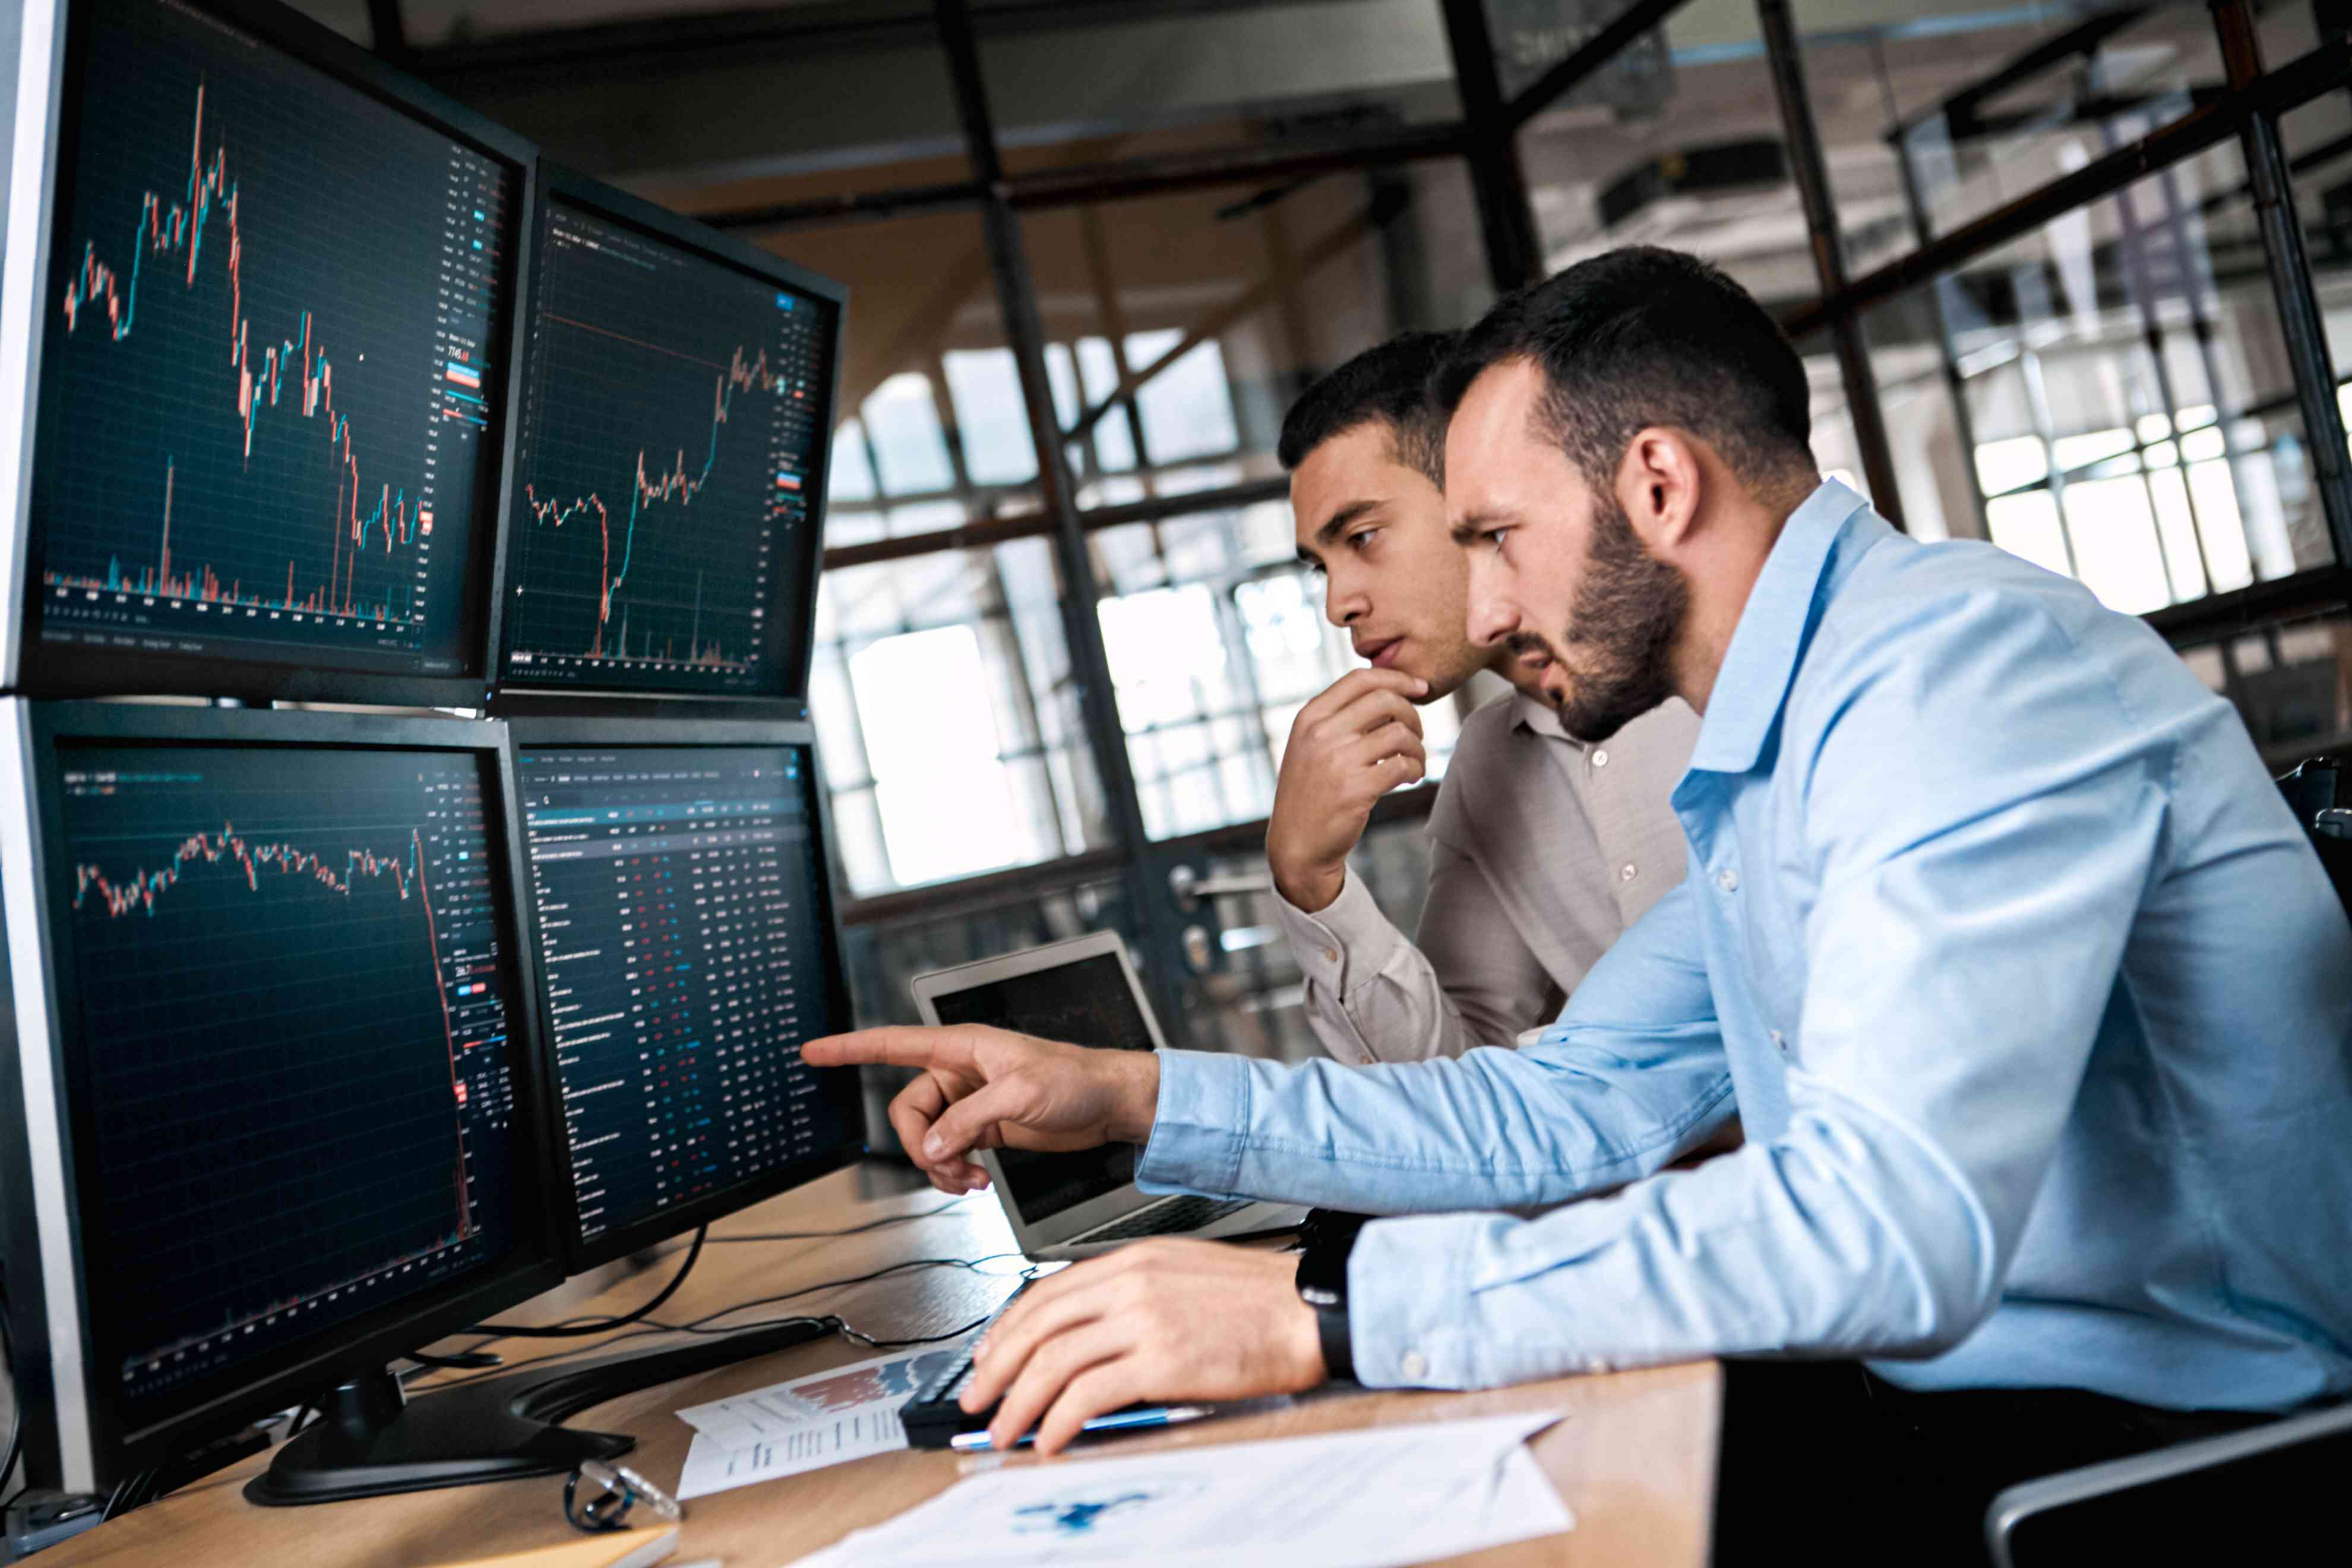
[
  {"x1": 901, "y1": 1281, "x2": 1029, "y2": 1449},
  {"x1": 902, "y1": 1279, "x2": 1178, "y2": 1450},
  {"x1": 1070, "y1": 1194, "x2": 1251, "y2": 1245}
]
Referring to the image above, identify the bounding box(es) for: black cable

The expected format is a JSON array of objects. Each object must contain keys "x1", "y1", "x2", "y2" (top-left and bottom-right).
[
  {"x1": 399, "y1": 1349, "x2": 504, "y2": 1371},
  {"x1": 433, "y1": 1202, "x2": 968, "y2": 1357},
  {"x1": 425, "y1": 1253, "x2": 1030, "y2": 1393},
  {"x1": 469, "y1": 1225, "x2": 708, "y2": 1338},
  {"x1": 703, "y1": 1199, "x2": 965, "y2": 1243}
]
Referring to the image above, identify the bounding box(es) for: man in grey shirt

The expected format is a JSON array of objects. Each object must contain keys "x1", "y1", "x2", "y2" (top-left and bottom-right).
[{"x1": 1270, "y1": 333, "x2": 1699, "y2": 1062}]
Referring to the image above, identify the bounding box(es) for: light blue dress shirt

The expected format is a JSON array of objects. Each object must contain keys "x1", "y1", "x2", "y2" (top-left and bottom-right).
[{"x1": 1137, "y1": 480, "x2": 2352, "y2": 1412}]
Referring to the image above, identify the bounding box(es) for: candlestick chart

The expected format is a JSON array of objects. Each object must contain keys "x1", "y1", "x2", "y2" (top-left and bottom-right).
[
  {"x1": 57, "y1": 744, "x2": 521, "y2": 1409},
  {"x1": 29, "y1": 0, "x2": 511, "y2": 682},
  {"x1": 499, "y1": 196, "x2": 832, "y2": 696}
]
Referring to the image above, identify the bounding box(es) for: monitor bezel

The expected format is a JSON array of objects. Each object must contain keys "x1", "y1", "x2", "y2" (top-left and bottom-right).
[
  {"x1": 0, "y1": 700, "x2": 567, "y2": 1489},
  {"x1": 4, "y1": 0, "x2": 538, "y2": 707},
  {"x1": 505, "y1": 715, "x2": 866, "y2": 1272},
  {"x1": 492, "y1": 164, "x2": 848, "y2": 705}
]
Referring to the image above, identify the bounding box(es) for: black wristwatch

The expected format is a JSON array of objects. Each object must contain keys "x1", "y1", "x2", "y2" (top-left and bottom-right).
[{"x1": 1294, "y1": 1209, "x2": 1369, "y2": 1383}]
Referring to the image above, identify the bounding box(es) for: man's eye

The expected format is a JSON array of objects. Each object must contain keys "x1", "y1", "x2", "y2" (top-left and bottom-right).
[
  {"x1": 1483, "y1": 529, "x2": 1510, "y2": 552},
  {"x1": 1346, "y1": 529, "x2": 1379, "y2": 553}
]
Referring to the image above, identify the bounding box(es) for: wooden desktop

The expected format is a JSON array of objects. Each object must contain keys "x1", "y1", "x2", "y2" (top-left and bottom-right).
[{"x1": 37, "y1": 1164, "x2": 1719, "y2": 1567}]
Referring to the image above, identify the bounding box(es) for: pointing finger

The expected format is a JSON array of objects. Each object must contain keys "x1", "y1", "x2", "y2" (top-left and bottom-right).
[{"x1": 804, "y1": 1026, "x2": 982, "y2": 1074}]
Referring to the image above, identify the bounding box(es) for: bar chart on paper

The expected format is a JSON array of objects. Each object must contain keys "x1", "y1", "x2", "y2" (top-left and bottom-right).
[
  {"x1": 500, "y1": 199, "x2": 829, "y2": 696},
  {"x1": 58, "y1": 745, "x2": 520, "y2": 1413},
  {"x1": 32, "y1": 0, "x2": 509, "y2": 678}
]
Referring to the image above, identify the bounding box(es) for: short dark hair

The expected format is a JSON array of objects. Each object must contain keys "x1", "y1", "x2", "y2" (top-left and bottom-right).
[
  {"x1": 1277, "y1": 330, "x2": 1459, "y2": 483},
  {"x1": 1433, "y1": 247, "x2": 1815, "y2": 492}
]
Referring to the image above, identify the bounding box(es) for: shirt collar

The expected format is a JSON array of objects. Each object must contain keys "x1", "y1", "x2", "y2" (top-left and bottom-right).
[
  {"x1": 1686, "y1": 478, "x2": 1883, "y2": 777},
  {"x1": 1510, "y1": 690, "x2": 1575, "y2": 745}
]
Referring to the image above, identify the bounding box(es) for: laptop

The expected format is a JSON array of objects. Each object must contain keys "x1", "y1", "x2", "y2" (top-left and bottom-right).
[{"x1": 909, "y1": 932, "x2": 1307, "y2": 1260}]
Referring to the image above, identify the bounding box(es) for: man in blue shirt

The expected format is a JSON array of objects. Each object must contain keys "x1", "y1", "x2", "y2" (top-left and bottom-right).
[{"x1": 807, "y1": 248, "x2": 2352, "y2": 1554}]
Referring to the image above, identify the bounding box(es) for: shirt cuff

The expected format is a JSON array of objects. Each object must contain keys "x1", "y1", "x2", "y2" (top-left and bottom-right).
[
  {"x1": 1274, "y1": 865, "x2": 1409, "y2": 1001},
  {"x1": 1134, "y1": 1049, "x2": 1251, "y2": 1196},
  {"x1": 1344, "y1": 1213, "x2": 1491, "y2": 1389}
]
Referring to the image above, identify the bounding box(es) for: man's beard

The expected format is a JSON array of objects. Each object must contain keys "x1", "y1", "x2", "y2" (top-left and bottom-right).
[{"x1": 1514, "y1": 492, "x2": 1687, "y2": 744}]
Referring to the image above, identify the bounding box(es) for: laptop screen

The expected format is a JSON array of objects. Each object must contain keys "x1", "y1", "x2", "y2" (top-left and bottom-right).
[{"x1": 928, "y1": 952, "x2": 1155, "y2": 1226}]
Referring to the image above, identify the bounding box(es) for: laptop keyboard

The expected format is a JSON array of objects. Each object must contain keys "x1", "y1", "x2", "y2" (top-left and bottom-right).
[{"x1": 1071, "y1": 1195, "x2": 1251, "y2": 1245}]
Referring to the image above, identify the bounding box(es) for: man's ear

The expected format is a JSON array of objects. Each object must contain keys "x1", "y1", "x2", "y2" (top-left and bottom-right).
[{"x1": 1616, "y1": 428, "x2": 1703, "y2": 552}]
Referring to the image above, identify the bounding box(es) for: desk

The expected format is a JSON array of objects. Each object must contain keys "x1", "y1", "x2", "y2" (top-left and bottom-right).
[{"x1": 42, "y1": 1165, "x2": 1719, "y2": 1567}]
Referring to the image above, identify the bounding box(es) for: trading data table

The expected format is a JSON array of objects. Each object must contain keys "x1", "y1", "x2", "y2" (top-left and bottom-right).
[{"x1": 517, "y1": 745, "x2": 845, "y2": 1245}]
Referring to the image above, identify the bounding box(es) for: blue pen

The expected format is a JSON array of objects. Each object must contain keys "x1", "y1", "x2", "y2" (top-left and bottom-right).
[{"x1": 949, "y1": 1405, "x2": 1215, "y2": 1452}]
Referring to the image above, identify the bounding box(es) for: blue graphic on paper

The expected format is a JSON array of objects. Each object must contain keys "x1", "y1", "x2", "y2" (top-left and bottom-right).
[{"x1": 1013, "y1": 1490, "x2": 1159, "y2": 1536}]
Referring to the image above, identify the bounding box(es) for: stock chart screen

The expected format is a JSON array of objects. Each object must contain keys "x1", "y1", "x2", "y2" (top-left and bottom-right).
[
  {"x1": 517, "y1": 744, "x2": 849, "y2": 1249},
  {"x1": 497, "y1": 195, "x2": 833, "y2": 697},
  {"x1": 29, "y1": 0, "x2": 513, "y2": 682},
  {"x1": 55, "y1": 744, "x2": 524, "y2": 1418}
]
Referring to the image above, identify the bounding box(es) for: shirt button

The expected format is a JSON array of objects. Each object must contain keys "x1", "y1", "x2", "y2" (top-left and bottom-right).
[
  {"x1": 1717, "y1": 868, "x2": 1740, "y2": 893},
  {"x1": 1619, "y1": 863, "x2": 1637, "y2": 883},
  {"x1": 1591, "y1": 749, "x2": 1610, "y2": 768},
  {"x1": 1401, "y1": 1351, "x2": 1430, "y2": 1380},
  {"x1": 1321, "y1": 947, "x2": 1338, "y2": 963},
  {"x1": 1769, "y1": 1029, "x2": 1785, "y2": 1052}
]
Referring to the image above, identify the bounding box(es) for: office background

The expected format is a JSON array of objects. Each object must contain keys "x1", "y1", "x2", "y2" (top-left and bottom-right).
[{"x1": 40, "y1": 0, "x2": 2344, "y2": 1064}]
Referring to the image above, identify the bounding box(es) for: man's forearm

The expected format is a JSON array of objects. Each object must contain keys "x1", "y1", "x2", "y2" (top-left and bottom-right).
[
  {"x1": 1344, "y1": 1083, "x2": 1992, "y2": 1389},
  {"x1": 1111, "y1": 1047, "x2": 1163, "y2": 1145},
  {"x1": 1279, "y1": 864, "x2": 1498, "y2": 1065},
  {"x1": 1136, "y1": 1036, "x2": 1734, "y2": 1213}
]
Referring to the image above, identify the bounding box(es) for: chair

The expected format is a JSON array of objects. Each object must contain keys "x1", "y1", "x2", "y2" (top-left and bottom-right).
[{"x1": 1981, "y1": 754, "x2": 2352, "y2": 1566}]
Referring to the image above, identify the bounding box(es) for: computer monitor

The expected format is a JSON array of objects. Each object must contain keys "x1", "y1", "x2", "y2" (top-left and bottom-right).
[
  {"x1": 0, "y1": 0, "x2": 534, "y2": 704},
  {"x1": 0, "y1": 702, "x2": 568, "y2": 1497},
  {"x1": 494, "y1": 167, "x2": 845, "y2": 701},
  {"x1": 507, "y1": 718, "x2": 864, "y2": 1269}
]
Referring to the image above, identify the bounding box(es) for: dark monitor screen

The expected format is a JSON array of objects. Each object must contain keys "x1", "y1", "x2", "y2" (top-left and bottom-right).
[
  {"x1": 496, "y1": 182, "x2": 839, "y2": 698},
  {"x1": 929, "y1": 953, "x2": 1156, "y2": 1226},
  {"x1": 22, "y1": 0, "x2": 523, "y2": 698},
  {"x1": 50, "y1": 740, "x2": 530, "y2": 1430},
  {"x1": 515, "y1": 740, "x2": 857, "y2": 1261}
]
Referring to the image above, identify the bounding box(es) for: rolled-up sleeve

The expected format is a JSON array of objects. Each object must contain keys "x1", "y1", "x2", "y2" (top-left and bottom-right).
[
  {"x1": 1341, "y1": 591, "x2": 2174, "y2": 1390},
  {"x1": 1139, "y1": 875, "x2": 1734, "y2": 1215}
]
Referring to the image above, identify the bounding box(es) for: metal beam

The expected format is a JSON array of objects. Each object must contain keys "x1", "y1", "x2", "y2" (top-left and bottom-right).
[
  {"x1": 1891, "y1": 5, "x2": 2155, "y2": 140},
  {"x1": 1002, "y1": 121, "x2": 1472, "y2": 211},
  {"x1": 2142, "y1": 564, "x2": 2352, "y2": 646},
  {"x1": 1779, "y1": 36, "x2": 2352, "y2": 340},
  {"x1": 2211, "y1": 0, "x2": 2352, "y2": 574},
  {"x1": 408, "y1": 0, "x2": 1373, "y2": 89},
  {"x1": 1758, "y1": 0, "x2": 1904, "y2": 527},
  {"x1": 836, "y1": 848, "x2": 1128, "y2": 930},
  {"x1": 1501, "y1": 0, "x2": 1696, "y2": 134},
  {"x1": 1062, "y1": 196, "x2": 1397, "y2": 444},
  {"x1": 931, "y1": 0, "x2": 1196, "y2": 1041},
  {"x1": 696, "y1": 122, "x2": 1474, "y2": 234},
  {"x1": 700, "y1": 181, "x2": 988, "y2": 235},
  {"x1": 818, "y1": 476, "x2": 1294, "y2": 576},
  {"x1": 1440, "y1": 0, "x2": 1545, "y2": 293}
]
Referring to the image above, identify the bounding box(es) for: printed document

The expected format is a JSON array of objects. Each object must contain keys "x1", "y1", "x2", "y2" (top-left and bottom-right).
[
  {"x1": 672, "y1": 1339, "x2": 970, "y2": 1499},
  {"x1": 776, "y1": 1407, "x2": 1573, "y2": 1568}
]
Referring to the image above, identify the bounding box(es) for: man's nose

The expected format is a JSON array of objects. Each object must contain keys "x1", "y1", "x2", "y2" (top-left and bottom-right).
[
  {"x1": 1466, "y1": 589, "x2": 1518, "y2": 649},
  {"x1": 1323, "y1": 574, "x2": 1369, "y2": 628}
]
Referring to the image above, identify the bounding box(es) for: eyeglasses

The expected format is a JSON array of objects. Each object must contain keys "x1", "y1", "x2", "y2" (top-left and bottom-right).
[{"x1": 564, "y1": 1458, "x2": 684, "y2": 1534}]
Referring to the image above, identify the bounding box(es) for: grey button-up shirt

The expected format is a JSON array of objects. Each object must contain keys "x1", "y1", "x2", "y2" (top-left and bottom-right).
[{"x1": 1275, "y1": 692, "x2": 1699, "y2": 1062}]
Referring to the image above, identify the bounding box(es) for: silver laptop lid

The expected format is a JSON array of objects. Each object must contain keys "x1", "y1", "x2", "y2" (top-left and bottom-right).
[{"x1": 908, "y1": 933, "x2": 1162, "y2": 1240}]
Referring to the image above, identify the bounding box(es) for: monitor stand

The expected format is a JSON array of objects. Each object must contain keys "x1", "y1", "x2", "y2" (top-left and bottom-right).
[{"x1": 244, "y1": 1316, "x2": 839, "y2": 1506}]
